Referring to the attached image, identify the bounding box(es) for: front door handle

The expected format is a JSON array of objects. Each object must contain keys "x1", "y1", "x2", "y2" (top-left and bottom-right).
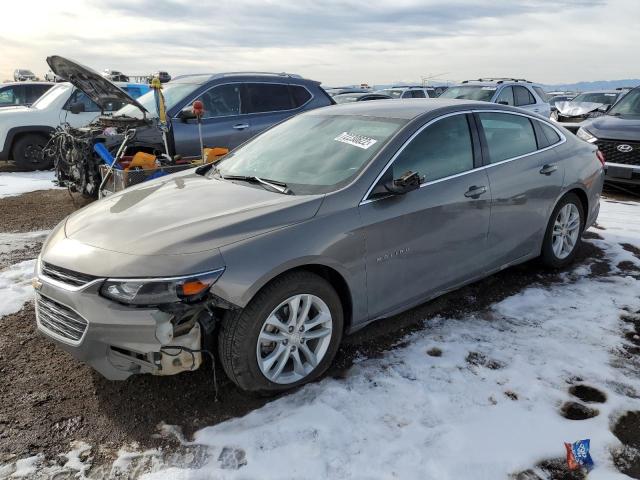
[
  {"x1": 464, "y1": 185, "x2": 487, "y2": 199},
  {"x1": 233, "y1": 123, "x2": 249, "y2": 130},
  {"x1": 540, "y1": 164, "x2": 558, "y2": 175}
]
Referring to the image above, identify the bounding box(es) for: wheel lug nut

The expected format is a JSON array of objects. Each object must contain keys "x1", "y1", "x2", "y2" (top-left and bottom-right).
[
  {"x1": 299, "y1": 326, "x2": 305, "y2": 332},
  {"x1": 291, "y1": 345, "x2": 297, "y2": 352},
  {"x1": 288, "y1": 326, "x2": 294, "y2": 333},
  {"x1": 283, "y1": 339, "x2": 288, "y2": 345}
]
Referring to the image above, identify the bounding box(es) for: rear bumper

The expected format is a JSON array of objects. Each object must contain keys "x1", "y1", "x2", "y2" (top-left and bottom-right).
[{"x1": 605, "y1": 162, "x2": 640, "y2": 185}]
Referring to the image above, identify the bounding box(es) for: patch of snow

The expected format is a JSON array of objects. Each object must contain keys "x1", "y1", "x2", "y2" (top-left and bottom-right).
[
  {"x1": 0, "y1": 230, "x2": 49, "y2": 255},
  {"x1": 0, "y1": 171, "x2": 60, "y2": 199},
  {"x1": 9, "y1": 454, "x2": 43, "y2": 478},
  {"x1": 143, "y1": 198, "x2": 640, "y2": 480},
  {"x1": 0, "y1": 259, "x2": 36, "y2": 317}
]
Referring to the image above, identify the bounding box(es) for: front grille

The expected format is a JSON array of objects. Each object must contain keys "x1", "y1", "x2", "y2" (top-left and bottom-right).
[
  {"x1": 597, "y1": 140, "x2": 640, "y2": 166},
  {"x1": 36, "y1": 294, "x2": 88, "y2": 342},
  {"x1": 41, "y1": 262, "x2": 97, "y2": 288}
]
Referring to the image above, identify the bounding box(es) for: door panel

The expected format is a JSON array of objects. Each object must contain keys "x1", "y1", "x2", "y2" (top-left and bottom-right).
[
  {"x1": 477, "y1": 112, "x2": 564, "y2": 265},
  {"x1": 359, "y1": 170, "x2": 492, "y2": 319}
]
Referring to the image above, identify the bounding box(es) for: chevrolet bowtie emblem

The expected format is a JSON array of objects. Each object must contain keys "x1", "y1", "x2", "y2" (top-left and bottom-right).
[{"x1": 32, "y1": 278, "x2": 43, "y2": 290}]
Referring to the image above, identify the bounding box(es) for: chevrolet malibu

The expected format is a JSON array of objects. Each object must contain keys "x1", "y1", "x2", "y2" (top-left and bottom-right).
[{"x1": 34, "y1": 99, "x2": 604, "y2": 393}]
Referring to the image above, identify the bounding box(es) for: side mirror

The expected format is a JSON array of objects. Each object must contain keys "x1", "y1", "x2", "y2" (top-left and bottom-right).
[
  {"x1": 179, "y1": 107, "x2": 197, "y2": 122},
  {"x1": 384, "y1": 170, "x2": 421, "y2": 195},
  {"x1": 69, "y1": 102, "x2": 85, "y2": 114}
]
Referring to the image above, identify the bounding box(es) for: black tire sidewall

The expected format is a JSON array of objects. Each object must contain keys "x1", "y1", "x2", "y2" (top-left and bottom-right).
[
  {"x1": 13, "y1": 134, "x2": 52, "y2": 170},
  {"x1": 541, "y1": 193, "x2": 585, "y2": 268},
  {"x1": 220, "y1": 272, "x2": 343, "y2": 393}
]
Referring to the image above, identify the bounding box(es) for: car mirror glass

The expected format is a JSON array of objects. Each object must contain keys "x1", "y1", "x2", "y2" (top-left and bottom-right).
[
  {"x1": 69, "y1": 102, "x2": 85, "y2": 114},
  {"x1": 384, "y1": 170, "x2": 421, "y2": 195}
]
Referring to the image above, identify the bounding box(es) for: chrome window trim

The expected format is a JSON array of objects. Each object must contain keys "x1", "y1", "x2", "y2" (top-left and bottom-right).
[
  {"x1": 174, "y1": 81, "x2": 314, "y2": 120},
  {"x1": 359, "y1": 109, "x2": 567, "y2": 206}
]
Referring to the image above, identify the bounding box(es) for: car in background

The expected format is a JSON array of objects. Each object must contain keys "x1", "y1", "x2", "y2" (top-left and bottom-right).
[
  {"x1": 0, "y1": 81, "x2": 150, "y2": 169},
  {"x1": 0, "y1": 82, "x2": 53, "y2": 108},
  {"x1": 44, "y1": 70, "x2": 63, "y2": 82},
  {"x1": 551, "y1": 90, "x2": 628, "y2": 133},
  {"x1": 43, "y1": 56, "x2": 336, "y2": 195},
  {"x1": 325, "y1": 87, "x2": 370, "y2": 97},
  {"x1": 376, "y1": 86, "x2": 436, "y2": 99},
  {"x1": 14, "y1": 69, "x2": 37, "y2": 82},
  {"x1": 34, "y1": 98, "x2": 603, "y2": 393},
  {"x1": 440, "y1": 78, "x2": 551, "y2": 117},
  {"x1": 333, "y1": 92, "x2": 392, "y2": 103},
  {"x1": 151, "y1": 71, "x2": 172, "y2": 83},
  {"x1": 103, "y1": 69, "x2": 130, "y2": 82},
  {"x1": 549, "y1": 94, "x2": 576, "y2": 111},
  {"x1": 577, "y1": 86, "x2": 640, "y2": 185}
]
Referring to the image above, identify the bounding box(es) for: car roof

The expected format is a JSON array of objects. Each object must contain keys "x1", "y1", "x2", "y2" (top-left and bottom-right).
[
  {"x1": 1, "y1": 81, "x2": 52, "y2": 87},
  {"x1": 312, "y1": 98, "x2": 492, "y2": 119},
  {"x1": 575, "y1": 90, "x2": 623, "y2": 94},
  {"x1": 171, "y1": 72, "x2": 318, "y2": 85},
  {"x1": 457, "y1": 80, "x2": 543, "y2": 87}
]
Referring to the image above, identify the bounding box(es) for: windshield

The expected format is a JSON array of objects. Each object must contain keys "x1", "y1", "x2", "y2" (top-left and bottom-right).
[
  {"x1": 439, "y1": 85, "x2": 496, "y2": 102},
  {"x1": 215, "y1": 113, "x2": 405, "y2": 194},
  {"x1": 378, "y1": 89, "x2": 403, "y2": 99},
  {"x1": 608, "y1": 89, "x2": 640, "y2": 116},
  {"x1": 572, "y1": 92, "x2": 619, "y2": 105},
  {"x1": 31, "y1": 83, "x2": 70, "y2": 109},
  {"x1": 115, "y1": 82, "x2": 202, "y2": 118}
]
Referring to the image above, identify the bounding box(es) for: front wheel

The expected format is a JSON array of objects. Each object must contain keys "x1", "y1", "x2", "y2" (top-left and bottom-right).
[
  {"x1": 13, "y1": 134, "x2": 52, "y2": 170},
  {"x1": 541, "y1": 193, "x2": 584, "y2": 268},
  {"x1": 218, "y1": 271, "x2": 343, "y2": 394}
]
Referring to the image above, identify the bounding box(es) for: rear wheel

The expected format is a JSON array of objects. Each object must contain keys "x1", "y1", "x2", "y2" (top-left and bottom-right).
[
  {"x1": 218, "y1": 271, "x2": 343, "y2": 394},
  {"x1": 13, "y1": 133, "x2": 52, "y2": 170},
  {"x1": 541, "y1": 193, "x2": 584, "y2": 268}
]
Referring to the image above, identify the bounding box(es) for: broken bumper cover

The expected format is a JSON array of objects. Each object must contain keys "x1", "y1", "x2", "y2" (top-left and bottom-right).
[{"x1": 32, "y1": 257, "x2": 223, "y2": 380}]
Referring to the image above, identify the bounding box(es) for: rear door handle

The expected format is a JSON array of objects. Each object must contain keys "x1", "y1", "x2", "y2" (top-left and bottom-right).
[
  {"x1": 540, "y1": 164, "x2": 558, "y2": 175},
  {"x1": 233, "y1": 123, "x2": 249, "y2": 130},
  {"x1": 464, "y1": 185, "x2": 487, "y2": 198}
]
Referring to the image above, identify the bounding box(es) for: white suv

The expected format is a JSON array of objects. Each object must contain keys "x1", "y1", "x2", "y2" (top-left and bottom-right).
[
  {"x1": 440, "y1": 78, "x2": 551, "y2": 117},
  {"x1": 0, "y1": 82, "x2": 147, "y2": 169},
  {"x1": 376, "y1": 85, "x2": 437, "y2": 99}
]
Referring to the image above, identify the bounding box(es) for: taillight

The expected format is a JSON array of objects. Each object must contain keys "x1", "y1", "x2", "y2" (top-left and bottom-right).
[{"x1": 596, "y1": 149, "x2": 605, "y2": 167}]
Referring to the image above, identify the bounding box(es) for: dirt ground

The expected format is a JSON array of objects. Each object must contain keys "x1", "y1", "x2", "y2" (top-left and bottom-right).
[{"x1": 0, "y1": 176, "x2": 639, "y2": 472}]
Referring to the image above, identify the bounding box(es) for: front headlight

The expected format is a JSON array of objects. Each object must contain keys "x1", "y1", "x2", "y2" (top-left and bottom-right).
[
  {"x1": 100, "y1": 268, "x2": 225, "y2": 306},
  {"x1": 576, "y1": 127, "x2": 597, "y2": 143}
]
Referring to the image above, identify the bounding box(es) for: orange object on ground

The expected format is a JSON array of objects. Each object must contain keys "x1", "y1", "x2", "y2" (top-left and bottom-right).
[{"x1": 126, "y1": 152, "x2": 157, "y2": 170}]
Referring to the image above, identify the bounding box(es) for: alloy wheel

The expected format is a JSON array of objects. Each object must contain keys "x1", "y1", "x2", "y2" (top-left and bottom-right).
[
  {"x1": 552, "y1": 203, "x2": 581, "y2": 259},
  {"x1": 256, "y1": 294, "x2": 333, "y2": 384}
]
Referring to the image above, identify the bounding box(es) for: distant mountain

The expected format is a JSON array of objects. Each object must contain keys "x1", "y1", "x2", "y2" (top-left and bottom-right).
[{"x1": 543, "y1": 79, "x2": 640, "y2": 92}]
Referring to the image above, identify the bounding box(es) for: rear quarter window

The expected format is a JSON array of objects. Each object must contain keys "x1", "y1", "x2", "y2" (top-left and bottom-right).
[
  {"x1": 290, "y1": 85, "x2": 312, "y2": 107},
  {"x1": 539, "y1": 122, "x2": 562, "y2": 146}
]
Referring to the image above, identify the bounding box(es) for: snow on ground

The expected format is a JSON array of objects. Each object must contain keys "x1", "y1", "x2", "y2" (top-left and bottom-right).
[
  {"x1": 143, "y1": 199, "x2": 640, "y2": 480},
  {"x1": 0, "y1": 259, "x2": 35, "y2": 317},
  {"x1": 0, "y1": 230, "x2": 49, "y2": 256},
  {"x1": 0, "y1": 171, "x2": 59, "y2": 199},
  {"x1": 0, "y1": 197, "x2": 639, "y2": 479}
]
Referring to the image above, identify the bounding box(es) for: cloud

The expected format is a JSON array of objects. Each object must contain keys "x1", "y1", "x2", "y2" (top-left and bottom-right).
[{"x1": 0, "y1": 0, "x2": 637, "y2": 85}]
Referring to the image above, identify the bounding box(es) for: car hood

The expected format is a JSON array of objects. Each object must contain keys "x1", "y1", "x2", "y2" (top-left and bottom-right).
[
  {"x1": 64, "y1": 170, "x2": 324, "y2": 255},
  {"x1": 583, "y1": 115, "x2": 640, "y2": 142},
  {"x1": 46, "y1": 55, "x2": 147, "y2": 114},
  {"x1": 555, "y1": 101, "x2": 604, "y2": 116}
]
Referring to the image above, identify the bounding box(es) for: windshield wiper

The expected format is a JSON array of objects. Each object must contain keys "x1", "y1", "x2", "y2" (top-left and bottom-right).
[{"x1": 221, "y1": 174, "x2": 291, "y2": 194}]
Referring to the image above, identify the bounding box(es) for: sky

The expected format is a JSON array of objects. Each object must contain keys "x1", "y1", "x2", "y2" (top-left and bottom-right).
[{"x1": 1, "y1": 0, "x2": 639, "y2": 86}]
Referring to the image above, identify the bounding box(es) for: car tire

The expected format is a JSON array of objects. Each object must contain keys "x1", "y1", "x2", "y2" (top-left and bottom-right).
[
  {"x1": 218, "y1": 271, "x2": 343, "y2": 394},
  {"x1": 13, "y1": 133, "x2": 52, "y2": 170},
  {"x1": 541, "y1": 192, "x2": 585, "y2": 268}
]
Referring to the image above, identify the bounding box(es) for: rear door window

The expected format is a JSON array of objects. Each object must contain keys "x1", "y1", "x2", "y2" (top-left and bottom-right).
[
  {"x1": 495, "y1": 86, "x2": 514, "y2": 106},
  {"x1": 411, "y1": 90, "x2": 426, "y2": 98},
  {"x1": 478, "y1": 112, "x2": 537, "y2": 163},
  {"x1": 246, "y1": 83, "x2": 293, "y2": 113},
  {"x1": 514, "y1": 86, "x2": 536, "y2": 106},
  {"x1": 392, "y1": 114, "x2": 474, "y2": 182}
]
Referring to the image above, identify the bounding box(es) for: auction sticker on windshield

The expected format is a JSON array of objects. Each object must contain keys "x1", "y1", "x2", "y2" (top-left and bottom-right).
[{"x1": 334, "y1": 132, "x2": 378, "y2": 150}]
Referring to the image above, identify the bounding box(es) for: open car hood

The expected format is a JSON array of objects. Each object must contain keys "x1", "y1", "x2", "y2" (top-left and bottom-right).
[{"x1": 46, "y1": 55, "x2": 147, "y2": 114}]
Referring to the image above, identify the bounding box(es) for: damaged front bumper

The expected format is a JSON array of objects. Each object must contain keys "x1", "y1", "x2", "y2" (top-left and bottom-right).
[{"x1": 33, "y1": 256, "x2": 225, "y2": 380}]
